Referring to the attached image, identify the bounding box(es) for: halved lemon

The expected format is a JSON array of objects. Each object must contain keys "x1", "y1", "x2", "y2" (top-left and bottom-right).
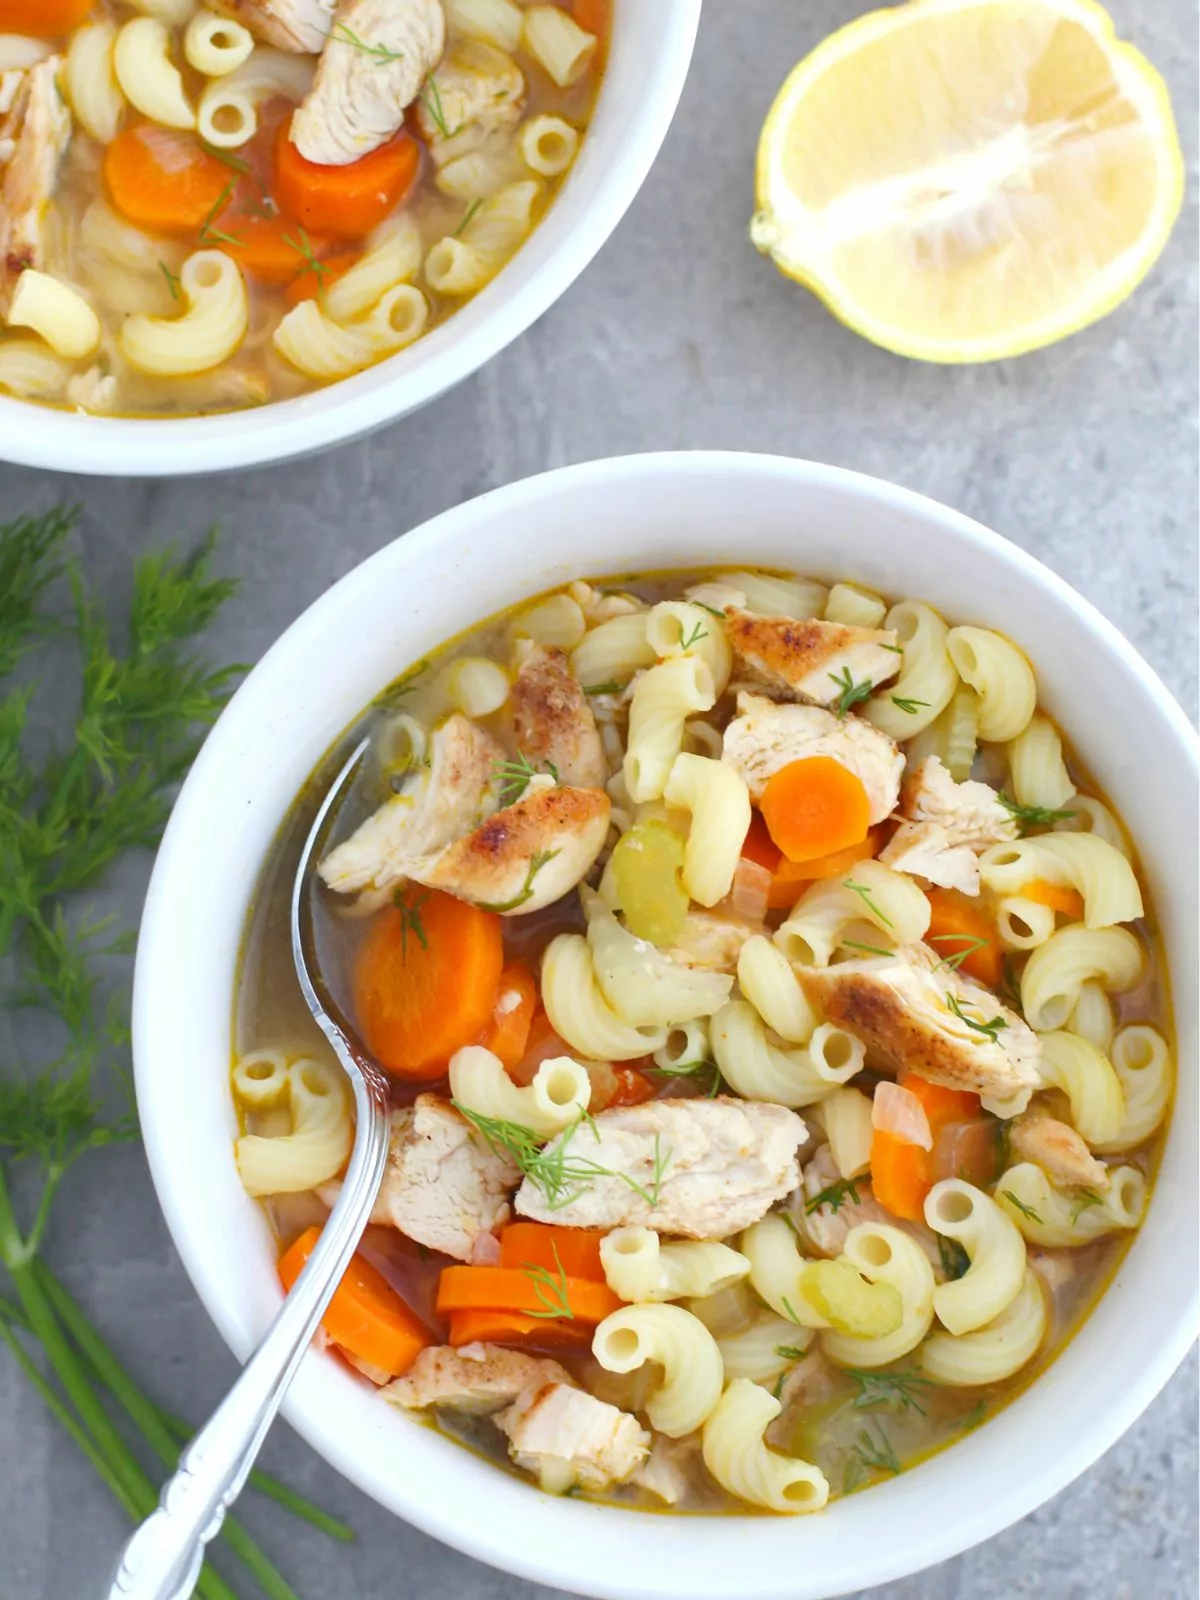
[{"x1": 752, "y1": 0, "x2": 1184, "y2": 362}]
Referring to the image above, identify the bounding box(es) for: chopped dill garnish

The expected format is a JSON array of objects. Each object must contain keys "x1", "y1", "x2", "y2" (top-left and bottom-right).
[
  {"x1": 997, "y1": 793, "x2": 1077, "y2": 834},
  {"x1": 650, "y1": 1057, "x2": 723, "y2": 1097},
  {"x1": 454, "y1": 1108, "x2": 672, "y2": 1212},
  {"x1": 891, "y1": 695, "x2": 929, "y2": 715},
  {"x1": 844, "y1": 1421, "x2": 901, "y2": 1489},
  {"x1": 1069, "y1": 1188, "x2": 1105, "y2": 1223},
  {"x1": 842, "y1": 939, "x2": 893, "y2": 958},
  {"x1": 1002, "y1": 1191, "x2": 1042, "y2": 1223},
  {"x1": 477, "y1": 848, "x2": 560, "y2": 913},
  {"x1": 805, "y1": 1178, "x2": 861, "y2": 1215},
  {"x1": 845, "y1": 1367, "x2": 935, "y2": 1416},
  {"x1": 772, "y1": 1371, "x2": 786, "y2": 1400},
  {"x1": 419, "y1": 75, "x2": 458, "y2": 139},
  {"x1": 780, "y1": 1294, "x2": 803, "y2": 1326},
  {"x1": 197, "y1": 177, "x2": 242, "y2": 247},
  {"x1": 946, "y1": 993, "x2": 1007, "y2": 1044},
  {"x1": 519, "y1": 1243, "x2": 574, "y2": 1320},
  {"x1": 393, "y1": 888, "x2": 429, "y2": 961},
  {"x1": 282, "y1": 226, "x2": 330, "y2": 285},
  {"x1": 775, "y1": 1345, "x2": 807, "y2": 1362},
  {"x1": 957, "y1": 1399, "x2": 988, "y2": 1431},
  {"x1": 453, "y1": 198, "x2": 483, "y2": 237},
  {"x1": 373, "y1": 659, "x2": 428, "y2": 711},
  {"x1": 494, "y1": 749, "x2": 557, "y2": 806},
  {"x1": 1001, "y1": 954, "x2": 1025, "y2": 1015},
  {"x1": 331, "y1": 22, "x2": 404, "y2": 62},
  {"x1": 679, "y1": 619, "x2": 708, "y2": 651},
  {"x1": 584, "y1": 680, "x2": 621, "y2": 696},
  {"x1": 843, "y1": 877, "x2": 893, "y2": 928},
  {"x1": 930, "y1": 932, "x2": 989, "y2": 973},
  {"x1": 691, "y1": 601, "x2": 725, "y2": 619},
  {"x1": 879, "y1": 642, "x2": 905, "y2": 656},
  {"x1": 157, "y1": 261, "x2": 181, "y2": 301},
  {"x1": 828, "y1": 666, "x2": 874, "y2": 719}
]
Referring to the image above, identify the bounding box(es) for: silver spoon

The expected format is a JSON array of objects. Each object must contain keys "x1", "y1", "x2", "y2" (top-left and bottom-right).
[{"x1": 107, "y1": 738, "x2": 393, "y2": 1600}]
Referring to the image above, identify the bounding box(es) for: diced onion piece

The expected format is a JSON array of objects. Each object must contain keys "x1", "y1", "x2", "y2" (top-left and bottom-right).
[
  {"x1": 730, "y1": 858, "x2": 771, "y2": 925},
  {"x1": 872, "y1": 1082, "x2": 932, "y2": 1150}
]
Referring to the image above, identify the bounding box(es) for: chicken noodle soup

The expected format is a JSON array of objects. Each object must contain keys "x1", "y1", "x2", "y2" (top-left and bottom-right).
[
  {"x1": 234, "y1": 568, "x2": 1172, "y2": 1511},
  {"x1": 0, "y1": 0, "x2": 607, "y2": 417}
]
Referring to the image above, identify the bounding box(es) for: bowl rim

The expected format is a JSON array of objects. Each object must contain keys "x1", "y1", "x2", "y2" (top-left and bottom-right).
[
  {"x1": 0, "y1": 0, "x2": 702, "y2": 478},
  {"x1": 133, "y1": 451, "x2": 1200, "y2": 1599}
]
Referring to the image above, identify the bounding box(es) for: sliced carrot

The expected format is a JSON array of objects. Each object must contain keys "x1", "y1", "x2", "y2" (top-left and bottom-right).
[
  {"x1": 1021, "y1": 878, "x2": 1086, "y2": 919},
  {"x1": 499, "y1": 1223, "x2": 606, "y2": 1281},
  {"x1": 924, "y1": 889, "x2": 1003, "y2": 987},
  {"x1": 900, "y1": 1071, "x2": 981, "y2": 1128},
  {"x1": 760, "y1": 757, "x2": 872, "y2": 864},
  {"x1": 104, "y1": 125, "x2": 234, "y2": 236},
  {"x1": 480, "y1": 962, "x2": 538, "y2": 1070},
  {"x1": 278, "y1": 1226, "x2": 431, "y2": 1378},
  {"x1": 353, "y1": 889, "x2": 504, "y2": 1080},
  {"x1": 768, "y1": 829, "x2": 883, "y2": 907},
  {"x1": 606, "y1": 1065, "x2": 656, "y2": 1108},
  {"x1": 212, "y1": 216, "x2": 335, "y2": 284},
  {"x1": 283, "y1": 250, "x2": 358, "y2": 306},
  {"x1": 740, "y1": 810, "x2": 782, "y2": 874},
  {"x1": 437, "y1": 1266, "x2": 621, "y2": 1323},
  {"x1": 448, "y1": 1307, "x2": 592, "y2": 1350},
  {"x1": 0, "y1": 0, "x2": 94, "y2": 35},
  {"x1": 870, "y1": 1074, "x2": 984, "y2": 1223},
  {"x1": 275, "y1": 116, "x2": 420, "y2": 238},
  {"x1": 573, "y1": 0, "x2": 609, "y2": 36}
]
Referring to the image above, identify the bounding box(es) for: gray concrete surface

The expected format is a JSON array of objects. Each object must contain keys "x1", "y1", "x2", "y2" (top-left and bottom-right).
[{"x1": 1, "y1": 1, "x2": 1197, "y2": 1596}]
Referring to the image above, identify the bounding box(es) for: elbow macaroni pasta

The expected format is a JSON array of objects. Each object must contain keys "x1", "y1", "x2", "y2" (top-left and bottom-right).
[
  {"x1": 324, "y1": 214, "x2": 422, "y2": 321},
  {"x1": 663, "y1": 754, "x2": 751, "y2": 906},
  {"x1": 541, "y1": 932, "x2": 669, "y2": 1060},
  {"x1": 444, "y1": 655, "x2": 509, "y2": 717},
  {"x1": 600, "y1": 1228, "x2": 750, "y2": 1304},
  {"x1": 1020, "y1": 925, "x2": 1145, "y2": 1031},
  {"x1": 114, "y1": 17, "x2": 195, "y2": 129},
  {"x1": 647, "y1": 601, "x2": 733, "y2": 695},
  {"x1": 819, "y1": 1224, "x2": 936, "y2": 1369},
  {"x1": 979, "y1": 834, "x2": 1144, "y2": 929},
  {"x1": 741, "y1": 1213, "x2": 827, "y2": 1330},
  {"x1": 716, "y1": 1312, "x2": 811, "y2": 1383},
  {"x1": 946, "y1": 626, "x2": 1037, "y2": 742},
  {"x1": 230, "y1": 1048, "x2": 289, "y2": 1109},
  {"x1": 819, "y1": 1087, "x2": 875, "y2": 1179},
  {"x1": 571, "y1": 612, "x2": 656, "y2": 692},
  {"x1": 994, "y1": 895, "x2": 1058, "y2": 951},
  {"x1": 924, "y1": 1180, "x2": 1027, "y2": 1335},
  {"x1": 592, "y1": 1303, "x2": 724, "y2": 1437},
  {"x1": 736, "y1": 935, "x2": 818, "y2": 1045},
  {"x1": 1008, "y1": 714, "x2": 1075, "y2": 810},
  {"x1": 7, "y1": 271, "x2": 100, "y2": 359},
  {"x1": 702, "y1": 1379, "x2": 829, "y2": 1512},
  {"x1": 1035, "y1": 1029, "x2": 1125, "y2": 1146},
  {"x1": 920, "y1": 1269, "x2": 1048, "y2": 1386},
  {"x1": 0, "y1": 340, "x2": 73, "y2": 401},
  {"x1": 1054, "y1": 793, "x2": 1133, "y2": 858},
  {"x1": 726, "y1": 571, "x2": 828, "y2": 619},
  {"x1": 448, "y1": 1045, "x2": 590, "y2": 1136},
  {"x1": 624, "y1": 655, "x2": 717, "y2": 803},
  {"x1": 1067, "y1": 980, "x2": 1117, "y2": 1052},
  {"x1": 446, "y1": 0, "x2": 524, "y2": 51},
  {"x1": 864, "y1": 601, "x2": 958, "y2": 737},
  {"x1": 519, "y1": 113, "x2": 579, "y2": 177},
  {"x1": 426, "y1": 180, "x2": 542, "y2": 295},
  {"x1": 997, "y1": 1163, "x2": 1145, "y2": 1247},
  {"x1": 773, "y1": 860, "x2": 931, "y2": 966},
  {"x1": 824, "y1": 582, "x2": 887, "y2": 629},
  {"x1": 184, "y1": 8, "x2": 254, "y2": 75},
  {"x1": 522, "y1": 4, "x2": 598, "y2": 86},
  {"x1": 510, "y1": 592, "x2": 586, "y2": 649},
  {"x1": 121, "y1": 250, "x2": 248, "y2": 376},
  {"x1": 234, "y1": 1057, "x2": 352, "y2": 1197},
  {"x1": 65, "y1": 21, "x2": 125, "y2": 143},
  {"x1": 196, "y1": 48, "x2": 313, "y2": 147},
  {"x1": 1092, "y1": 1025, "x2": 1172, "y2": 1153},
  {"x1": 710, "y1": 1001, "x2": 861, "y2": 1109}
]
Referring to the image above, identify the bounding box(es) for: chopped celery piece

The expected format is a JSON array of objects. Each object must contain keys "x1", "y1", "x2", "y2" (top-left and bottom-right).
[
  {"x1": 798, "y1": 1260, "x2": 903, "y2": 1337},
  {"x1": 610, "y1": 819, "x2": 689, "y2": 946}
]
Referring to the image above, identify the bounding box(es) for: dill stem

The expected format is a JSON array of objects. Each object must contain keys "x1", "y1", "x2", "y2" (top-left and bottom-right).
[{"x1": 37, "y1": 1262, "x2": 307, "y2": 1600}]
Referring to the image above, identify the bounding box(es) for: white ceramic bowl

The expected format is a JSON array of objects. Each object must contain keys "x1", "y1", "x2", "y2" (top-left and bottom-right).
[
  {"x1": 0, "y1": 3, "x2": 699, "y2": 478},
  {"x1": 134, "y1": 453, "x2": 1198, "y2": 1600}
]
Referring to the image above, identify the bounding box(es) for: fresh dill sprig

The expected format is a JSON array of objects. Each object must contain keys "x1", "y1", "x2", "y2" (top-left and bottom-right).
[
  {"x1": 828, "y1": 667, "x2": 874, "y2": 720},
  {"x1": 997, "y1": 793, "x2": 1077, "y2": 834},
  {"x1": 519, "y1": 1244, "x2": 574, "y2": 1320},
  {"x1": 453, "y1": 198, "x2": 483, "y2": 238},
  {"x1": 419, "y1": 75, "x2": 458, "y2": 139},
  {"x1": 929, "y1": 932, "x2": 989, "y2": 973},
  {"x1": 477, "y1": 848, "x2": 560, "y2": 913},
  {"x1": 1070, "y1": 1188, "x2": 1105, "y2": 1223},
  {"x1": 843, "y1": 1420, "x2": 902, "y2": 1491},
  {"x1": 843, "y1": 877, "x2": 893, "y2": 928},
  {"x1": 197, "y1": 177, "x2": 242, "y2": 248},
  {"x1": 331, "y1": 22, "x2": 405, "y2": 62},
  {"x1": 842, "y1": 939, "x2": 893, "y2": 958},
  {"x1": 650, "y1": 1057, "x2": 723, "y2": 1097},
  {"x1": 1002, "y1": 1190, "x2": 1042, "y2": 1223},
  {"x1": 890, "y1": 695, "x2": 929, "y2": 715},
  {"x1": 805, "y1": 1177, "x2": 860, "y2": 1215},
  {"x1": 584, "y1": 680, "x2": 622, "y2": 696},
  {"x1": 945, "y1": 993, "x2": 1007, "y2": 1044},
  {"x1": 494, "y1": 749, "x2": 557, "y2": 806},
  {"x1": 879, "y1": 642, "x2": 905, "y2": 656},
  {"x1": 957, "y1": 1399, "x2": 988, "y2": 1431},
  {"x1": 281, "y1": 226, "x2": 330, "y2": 286},
  {"x1": 393, "y1": 888, "x2": 429, "y2": 961},
  {"x1": 679, "y1": 619, "x2": 708, "y2": 651},
  {"x1": 845, "y1": 1367, "x2": 936, "y2": 1416},
  {"x1": 157, "y1": 261, "x2": 181, "y2": 301},
  {"x1": 454, "y1": 1107, "x2": 672, "y2": 1212},
  {"x1": 775, "y1": 1344, "x2": 807, "y2": 1361},
  {"x1": 1000, "y1": 954, "x2": 1025, "y2": 1015},
  {"x1": 691, "y1": 601, "x2": 725, "y2": 619},
  {"x1": 373, "y1": 659, "x2": 428, "y2": 711}
]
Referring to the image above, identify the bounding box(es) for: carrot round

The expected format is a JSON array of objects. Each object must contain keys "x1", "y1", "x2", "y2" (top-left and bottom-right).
[
  {"x1": 740, "y1": 810, "x2": 782, "y2": 874},
  {"x1": 274, "y1": 117, "x2": 420, "y2": 238},
  {"x1": 499, "y1": 1223, "x2": 606, "y2": 1281},
  {"x1": 436, "y1": 1265, "x2": 620, "y2": 1323},
  {"x1": 0, "y1": 0, "x2": 93, "y2": 35},
  {"x1": 480, "y1": 962, "x2": 538, "y2": 1070},
  {"x1": 447, "y1": 1308, "x2": 592, "y2": 1349},
  {"x1": 1021, "y1": 878, "x2": 1086, "y2": 920},
  {"x1": 278, "y1": 1226, "x2": 431, "y2": 1377},
  {"x1": 900, "y1": 1071, "x2": 981, "y2": 1128},
  {"x1": 760, "y1": 757, "x2": 871, "y2": 863},
  {"x1": 353, "y1": 889, "x2": 504, "y2": 1080},
  {"x1": 870, "y1": 1073, "x2": 983, "y2": 1223},
  {"x1": 213, "y1": 217, "x2": 335, "y2": 284},
  {"x1": 925, "y1": 889, "x2": 1003, "y2": 987},
  {"x1": 104, "y1": 125, "x2": 233, "y2": 235},
  {"x1": 768, "y1": 829, "x2": 882, "y2": 906}
]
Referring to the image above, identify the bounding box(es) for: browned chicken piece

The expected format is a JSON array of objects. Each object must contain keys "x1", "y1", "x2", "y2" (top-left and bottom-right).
[
  {"x1": 726, "y1": 610, "x2": 901, "y2": 707},
  {"x1": 409, "y1": 783, "x2": 610, "y2": 914},
  {"x1": 0, "y1": 59, "x2": 71, "y2": 314},
  {"x1": 209, "y1": 0, "x2": 335, "y2": 51},
  {"x1": 880, "y1": 756, "x2": 1019, "y2": 895},
  {"x1": 1009, "y1": 1106, "x2": 1109, "y2": 1191},
  {"x1": 291, "y1": 0, "x2": 445, "y2": 164},
  {"x1": 496, "y1": 1383, "x2": 650, "y2": 1494},
  {"x1": 413, "y1": 37, "x2": 525, "y2": 163},
  {"x1": 384, "y1": 1342, "x2": 575, "y2": 1414},
  {"x1": 791, "y1": 1144, "x2": 944, "y2": 1272},
  {"x1": 722, "y1": 692, "x2": 903, "y2": 824},
  {"x1": 511, "y1": 644, "x2": 606, "y2": 789},
  {"x1": 318, "y1": 713, "x2": 503, "y2": 899},
  {"x1": 799, "y1": 946, "x2": 1041, "y2": 1102},
  {"x1": 316, "y1": 1095, "x2": 518, "y2": 1260}
]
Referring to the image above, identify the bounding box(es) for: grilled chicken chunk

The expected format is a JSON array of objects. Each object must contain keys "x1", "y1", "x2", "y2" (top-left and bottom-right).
[
  {"x1": 722, "y1": 692, "x2": 903, "y2": 824},
  {"x1": 318, "y1": 1095, "x2": 517, "y2": 1260},
  {"x1": 318, "y1": 714, "x2": 502, "y2": 899},
  {"x1": 1009, "y1": 1107, "x2": 1108, "y2": 1191},
  {"x1": 496, "y1": 1383, "x2": 650, "y2": 1494},
  {"x1": 209, "y1": 0, "x2": 335, "y2": 51},
  {"x1": 409, "y1": 784, "x2": 610, "y2": 914},
  {"x1": 726, "y1": 610, "x2": 900, "y2": 707},
  {"x1": 385, "y1": 1342, "x2": 574, "y2": 1414},
  {"x1": 799, "y1": 946, "x2": 1041, "y2": 1101},
  {"x1": 0, "y1": 59, "x2": 71, "y2": 313},
  {"x1": 291, "y1": 0, "x2": 445, "y2": 164},
  {"x1": 414, "y1": 36, "x2": 524, "y2": 163},
  {"x1": 792, "y1": 1144, "x2": 943, "y2": 1272},
  {"x1": 514, "y1": 1098, "x2": 806, "y2": 1238},
  {"x1": 880, "y1": 756, "x2": 1018, "y2": 895},
  {"x1": 511, "y1": 644, "x2": 606, "y2": 789}
]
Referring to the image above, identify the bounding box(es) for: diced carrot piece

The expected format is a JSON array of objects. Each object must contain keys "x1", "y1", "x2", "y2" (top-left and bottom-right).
[
  {"x1": 436, "y1": 1266, "x2": 620, "y2": 1323},
  {"x1": 447, "y1": 1308, "x2": 592, "y2": 1349},
  {"x1": 275, "y1": 116, "x2": 420, "y2": 238},
  {"x1": 0, "y1": 0, "x2": 94, "y2": 36},
  {"x1": 278, "y1": 1226, "x2": 431, "y2": 1378},
  {"x1": 924, "y1": 889, "x2": 1004, "y2": 987},
  {"x1": 104, "y1": 125, "x2": 233, "y2": 235},
  {"x1": 869, "y1": 1131, "x2": 931, "y2": 1224},
  {"x1": 480, "y1": 962, "x2": 538, "y2": 1070},
  {"x1": 499, "y1": 1223, "x2": 606, "y2": 1281},
  {"x1": 760, "y1": 757, "x2": 872, "y2": 863},
  {"x1": 214, "y1": 216, "x2": 334, "y2": 284},
  {"x1": 606, "y1": 1065, "x2": 656, "y2": 1107},
  {"x1": 899, "y1": 1071, "x2": 981, "y2": 1129}
]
